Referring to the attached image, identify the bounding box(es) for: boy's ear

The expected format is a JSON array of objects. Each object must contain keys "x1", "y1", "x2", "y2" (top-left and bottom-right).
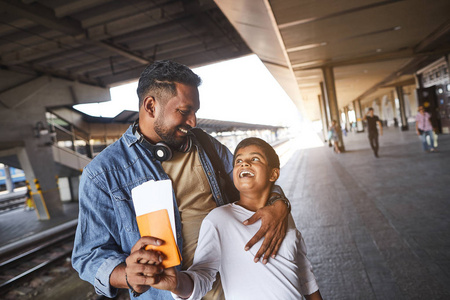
[{"x1": 269, "y1": 168, "x2": 280, "y2": 182}]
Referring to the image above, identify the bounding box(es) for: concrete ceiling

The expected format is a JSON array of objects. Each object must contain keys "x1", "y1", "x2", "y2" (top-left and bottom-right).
[
  {"x1": 215, "y1": 0, "x2": 450, "y2": 120},
  {"x1": 0, "y1": 0, "x2": 251, "y2": 88},
  {"x1": 1, "y1": 0, "x2": 450, "y2": 122}
]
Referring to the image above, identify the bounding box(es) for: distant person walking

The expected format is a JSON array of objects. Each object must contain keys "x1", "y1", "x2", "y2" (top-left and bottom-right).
[
  {"x1": 415, "y1": 105, "x2": 436, "y2": 152},
  {"x1": 363, "y1": 107, "x2": 383, "y2": 157},
  {"x1": 328, "y1": 120, "x2": 341, "y2": 153}
]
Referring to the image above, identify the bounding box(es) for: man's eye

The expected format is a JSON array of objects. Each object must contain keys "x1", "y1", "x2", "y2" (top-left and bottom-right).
[{"x1": 178, "y1": 109, "x2": 189, "y2": 115}]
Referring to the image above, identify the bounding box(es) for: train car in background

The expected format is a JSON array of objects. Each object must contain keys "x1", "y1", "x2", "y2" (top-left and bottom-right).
[{"x1": 0, "y1": 164, "x2": 26, "y2": 191}]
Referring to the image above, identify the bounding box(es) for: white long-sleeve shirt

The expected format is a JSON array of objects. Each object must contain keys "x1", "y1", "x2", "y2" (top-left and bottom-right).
[{"x1": 174, "y1": 203, "x2": 319, "y2": 300}]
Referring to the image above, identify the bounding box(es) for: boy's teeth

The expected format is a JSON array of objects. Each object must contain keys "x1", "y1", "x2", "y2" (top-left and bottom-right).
[{"x1": 239, "y1": 171, "x2": 254, "y2": 178}]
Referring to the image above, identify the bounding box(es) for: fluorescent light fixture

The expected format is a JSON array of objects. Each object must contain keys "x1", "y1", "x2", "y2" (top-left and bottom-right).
[
  {"x1": 292, "y1": 60, "x2": 325, "y2": 68},
  {"x1": 287, "y1": 42, "x2": 327, "y2": 53},
  {"x1": 296, "y1": 75, "x2": 321, "y2": 80}
]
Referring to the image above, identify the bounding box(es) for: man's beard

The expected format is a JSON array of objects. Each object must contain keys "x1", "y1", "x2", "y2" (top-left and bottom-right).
[{"x1": 154, "y1": 116, "x2": 186, "y2": 149}]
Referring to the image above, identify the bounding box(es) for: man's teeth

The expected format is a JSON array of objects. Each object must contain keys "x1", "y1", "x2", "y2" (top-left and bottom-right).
[
  {"x1": 239, "y1": 171, "x2": 254, "y2": 178},
  {"x1": 179, "y1": 128, "x2": 188, "y2": 134}
]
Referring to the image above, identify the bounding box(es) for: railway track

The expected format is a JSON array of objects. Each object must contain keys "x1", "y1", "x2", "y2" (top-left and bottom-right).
[
  {"x1": 0, "y1": 197, "x2": 27, "y2": 213},
  {"x1": 0, "y1": 190, "x2": 28, "y2": 213},
  {"x1": 0, "y1": 224, "x2": 76, "y2": 293}
]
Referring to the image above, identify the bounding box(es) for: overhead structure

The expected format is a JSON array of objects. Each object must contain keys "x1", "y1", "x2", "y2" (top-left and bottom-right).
[
  {"x1": 0, "y1": 0, "x2": 251, "y2": 219},
  {"x1": 215, "y1": 0, "x2": 450, "y2": 121},
  {"x1": 0, "y1": 0, "x2": 250, "y2": 89}
]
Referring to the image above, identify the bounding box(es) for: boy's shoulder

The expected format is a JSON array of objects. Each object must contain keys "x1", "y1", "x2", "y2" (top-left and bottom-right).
[{"x1": 206, "y1": 203, "x2": 234, "y2": 218}]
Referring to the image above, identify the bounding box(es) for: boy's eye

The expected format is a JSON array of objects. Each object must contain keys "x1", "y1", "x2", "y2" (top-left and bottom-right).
[
  {"x1": 235, "y1": 159, "x2": 242, "y2": 164},
  {"x1": 251, "y1": 157, "x2": 260, "y2": 162}
]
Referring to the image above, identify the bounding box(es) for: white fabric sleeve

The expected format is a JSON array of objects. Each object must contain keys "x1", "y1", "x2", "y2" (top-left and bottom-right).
[
  {"x1": 171, "y1": 218, "x2": 221, "y2": 300},
  {"x1": 296, "y1": 230, "x2": 319, "y2": 296}
]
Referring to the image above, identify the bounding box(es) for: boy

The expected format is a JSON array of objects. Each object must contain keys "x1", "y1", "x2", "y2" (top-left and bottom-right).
[{"x1": 152, "y1": 137, "x2": 322, "y2": 299}]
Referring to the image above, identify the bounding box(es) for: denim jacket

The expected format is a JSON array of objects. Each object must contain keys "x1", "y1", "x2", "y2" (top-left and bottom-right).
[{"x1": 72, "y1": 125, "x2": 234, "y2": 299}]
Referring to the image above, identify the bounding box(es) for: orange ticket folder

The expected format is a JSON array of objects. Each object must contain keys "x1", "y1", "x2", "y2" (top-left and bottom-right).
[{"x1": 136, "y1": 208, "x2": 181, "y2": 268}]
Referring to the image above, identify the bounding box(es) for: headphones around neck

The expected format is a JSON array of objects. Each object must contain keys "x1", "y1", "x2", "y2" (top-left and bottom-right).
[{"x1": 132, "y1": 120, "x2": 192, "y2": 161}]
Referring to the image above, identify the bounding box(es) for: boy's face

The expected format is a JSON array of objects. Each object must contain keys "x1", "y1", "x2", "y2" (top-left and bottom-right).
[{"x1": 233, "y1": 145, "x2": 279, "y2": 194}]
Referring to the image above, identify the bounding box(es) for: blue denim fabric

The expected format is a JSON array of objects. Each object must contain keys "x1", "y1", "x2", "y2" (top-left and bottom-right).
[
  {"x1": 420, "y1": 130, "x2": 435, "y2": 151},
  {"x1": 72, "y1": 125, "x2": 234, "y2": 299}
]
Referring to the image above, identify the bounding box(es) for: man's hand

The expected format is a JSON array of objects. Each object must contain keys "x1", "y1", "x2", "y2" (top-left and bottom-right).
[
  {"x1": 150, "y1": 267, "x2": 178, "y2": 292},
  {"x1": 243, "y1": 200, "x2": 289, "y2": 264},
  {"x1": 110, "y1": 236, "x2": 165, "y2": 294},
  {"x1": 152, "y1": 268, "x2": 194, "y2": 298}
]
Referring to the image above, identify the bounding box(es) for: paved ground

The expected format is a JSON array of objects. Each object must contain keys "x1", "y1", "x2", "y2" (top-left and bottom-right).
[
  {"x1": 0, "y1": 202, "x2": 78, "y2": 246},
  {"x1": 278, "y1": 126, "x2": 450, "y2": 300}
]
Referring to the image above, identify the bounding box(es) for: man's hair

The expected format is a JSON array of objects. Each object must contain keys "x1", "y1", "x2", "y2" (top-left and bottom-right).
[
  {"x1": 137, "y1": 60, "x2": 202, "y2": 108},
  {"x1": 368, "y1": 107, "x2": 374, "y2": 111},
  {"x1": 234, "y1": 137, "x2": 280, "y2": 169}
]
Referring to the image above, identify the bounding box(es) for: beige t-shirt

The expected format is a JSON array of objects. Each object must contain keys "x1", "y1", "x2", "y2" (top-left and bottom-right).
[{"x1": 162, "y1": 147, "x2": 224, "y2": 300}]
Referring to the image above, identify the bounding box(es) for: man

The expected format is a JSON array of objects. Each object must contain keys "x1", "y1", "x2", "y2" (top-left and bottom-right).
[
  {"x1": 415, "y1": 105, "x2": 436, "y2": 152},
  {"x1": 72, "y1": 60, "x2": 290, "y2": 300},
  {"x1": 363, "y1": 107, "x2": 383, "y2": 157}
]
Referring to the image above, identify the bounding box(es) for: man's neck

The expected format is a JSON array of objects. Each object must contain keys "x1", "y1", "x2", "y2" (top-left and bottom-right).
[{"x1": 138, "y1": 116, "x2": 160, "y2": 144}]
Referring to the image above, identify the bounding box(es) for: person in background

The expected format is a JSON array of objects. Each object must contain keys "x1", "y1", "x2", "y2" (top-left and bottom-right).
[
  {"x1": 328, "y1": 120, "x2": 341, "y2": 154},
  {"x1": 362, "y1": 107, "x2": 383, "y2": 157},
  {"x1": 415, "y1": 105, "x2": 436, "y2": 152},
  {"x1": 151, "y1": 137, "x2": 323, "y2": 300}
]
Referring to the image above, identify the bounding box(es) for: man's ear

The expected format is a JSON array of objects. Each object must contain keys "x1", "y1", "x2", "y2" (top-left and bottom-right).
[
  {"x1": 269, "y1": 168, "x2": 280, "y2": 182},
  {"x1": 142, "y1": 96, "x2": 156, "y2": 118}
]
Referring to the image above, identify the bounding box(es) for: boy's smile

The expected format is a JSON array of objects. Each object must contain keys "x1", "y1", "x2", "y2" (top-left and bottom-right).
[{"x1": 239, "y1": 170, "x2": 255, "y2": 178}]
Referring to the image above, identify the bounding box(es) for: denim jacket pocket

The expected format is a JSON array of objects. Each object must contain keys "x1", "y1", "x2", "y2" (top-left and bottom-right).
[{"x1": 111, "y1": 188, "x2": 140, "y2": 233}]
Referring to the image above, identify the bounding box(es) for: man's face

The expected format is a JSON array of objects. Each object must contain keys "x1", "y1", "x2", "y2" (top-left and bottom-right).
[
  {"x1": 368, "y1": 110, "x2": 374, "y2": 117},
  {"x1": 232, "y1": 145, "x2": 278, "y2": 194},
  {"x1": 154, "y1": 83, "x2": 199, "y2": 149}
]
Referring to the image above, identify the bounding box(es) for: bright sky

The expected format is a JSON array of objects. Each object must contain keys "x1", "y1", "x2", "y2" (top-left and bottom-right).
[{"x1": 74, "y1": 54, "x2": 301, "y2": 127}]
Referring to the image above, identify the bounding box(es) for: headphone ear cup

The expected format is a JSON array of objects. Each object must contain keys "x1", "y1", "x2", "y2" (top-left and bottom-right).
[{"x1": 154, "y1": 143, "x2": 173, "y2": 161}]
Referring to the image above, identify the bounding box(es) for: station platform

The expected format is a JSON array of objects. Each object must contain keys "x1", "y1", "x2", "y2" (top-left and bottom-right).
[
  {"x1": 0, "y1": 201, "x2": 78, "y2": 247},
  {"x1": 279, "y1": 126, "x2": 450, "y2": 299},
  {"x1": 1, "y1": 125, "x2": 449, "y2": 299}
]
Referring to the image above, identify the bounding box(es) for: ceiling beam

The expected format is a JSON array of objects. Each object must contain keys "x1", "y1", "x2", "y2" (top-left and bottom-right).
[
  {"x1": 0, "y1": 0, "x2": 83, "y2": 35},
  {"x1": 414, "y1": 19, "x2": 450, "y2": 53},
  {"x1": 0, "y1": 0, "x2": 153, "y2": 65},
  {"x1": 380, "y1": 77, "x2": 416, "y2": 88},
  {"x1": 292, "y1": 45, "x2": 450, "y2": 72},
  {"x1": 278, "y1": 0, "x2": 405, "y2": 29},
  {"x1": 351, "y1": 55, "x2": 430, "y2": 102}
]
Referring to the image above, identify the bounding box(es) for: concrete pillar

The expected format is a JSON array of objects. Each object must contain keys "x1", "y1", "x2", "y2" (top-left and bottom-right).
[
  {"x1": 318, "y1": 94, "x2": 329, "y2": 141},
  {"x1": 320, "y1": 82, "x2": 331, "y2": 126},
  {"x1": 18, "y1": 137, "x2": 63, "y2": 220},
  {"x1": 322, "y1": 67, "x2": 345, "y2": 151},
  {"x1": 344, "y1": 106, "x2": 351, "y2": 132},
  {"x1": 396, "y1": 86, "x2": 409, "y2": 131},
  {"x1": 69, "y1": 176, "x2": 80, "y2": 201},
  {"x1": 353, "y1": 100, "x2": 364, "y2": 132},
  {"x1": 4, "y1": 165, "x2": 14, "y2": 193}
]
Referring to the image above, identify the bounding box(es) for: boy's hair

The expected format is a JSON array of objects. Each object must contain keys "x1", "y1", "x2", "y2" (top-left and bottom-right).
[
  {"x1": 368, "y1": 107, "x2": 374, "y2": 111},
  {"x1": 136, "y1": 60, "x2": 202, "y2": 108},
  {"x1": 234, "y1": 137, "x2": 280, "y2": 169}
]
